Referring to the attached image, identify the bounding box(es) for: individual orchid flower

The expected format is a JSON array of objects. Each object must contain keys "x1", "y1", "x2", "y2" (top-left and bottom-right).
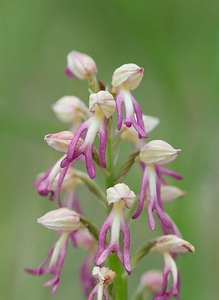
[
  {"x1": 52, "y1": 96, "x2": 90, "y2": 132},
  {"x1": 65, "y1": 50, "x2": 97, "y2": 80},
  {"x1": 95, "y1": 183, "x2": 135, "y2": 274},
  {"x1": 151, "y1": 235, "x2": 195, "y2": 299},
  {"x1": 34, "y1": 131, "x2": 74, "y2": 201},
  {"x1": 61, "y1": 91, "x2": 116, "y2": 179},
  {"x1": 111, "y1": 63, "x2": 147, "y2": 138},
  {"x1": 132, "y1": 140, "x2": 182, "y2": 233},
  {"x1": 26, "y1": 208, "x2": 83, "y2": 293},
  {"x1": 89, "y1": 266, "x2": 116, "y2": 300}
]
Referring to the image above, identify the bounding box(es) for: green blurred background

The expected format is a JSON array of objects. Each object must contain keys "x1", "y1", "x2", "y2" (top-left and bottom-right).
[{"x1": 1, "y1": 0, "x2": 218, "y2": 299}]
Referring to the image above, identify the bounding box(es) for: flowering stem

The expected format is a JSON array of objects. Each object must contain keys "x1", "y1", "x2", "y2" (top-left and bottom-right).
[
  {"x1": 131, "y1": 240, "x2": 156, "y2": 269},
  {"x1": 105, "y1": 119, "x2": 128, "y2": 300},
  {"x1": 105, "y1": 118, "x2": 115, "y2": 190},
  {"x1": 108, "y1": 254, "x2": 128, "y2": 300},
  {"x1": 74, "y1": 170, "x2": 107, "y2": 207},
  {"x1": 80, "y1": 216, "x2": 99, "y2": 241}
]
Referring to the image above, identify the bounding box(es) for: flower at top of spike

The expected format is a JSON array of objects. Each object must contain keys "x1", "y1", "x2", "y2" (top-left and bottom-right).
[
  {"x1": 112, "y1": 63, "x2": 144, "y2": 91},
  {"x1": 52, "y1": 95, "x2": 89, "y2": 125},
  {"x1": 65, "y1": 51, "x2": 97, "y2": 80}
]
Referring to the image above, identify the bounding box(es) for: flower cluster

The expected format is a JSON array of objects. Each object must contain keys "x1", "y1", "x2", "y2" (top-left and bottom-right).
[{"x1": 27, "y1": 50, "x2": 195, "y2": 299}]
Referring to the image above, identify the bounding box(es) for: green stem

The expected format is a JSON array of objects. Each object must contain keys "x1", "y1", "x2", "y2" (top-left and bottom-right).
[{"x1": 105, "y1": 118, "x2": 128, "y2": 300}]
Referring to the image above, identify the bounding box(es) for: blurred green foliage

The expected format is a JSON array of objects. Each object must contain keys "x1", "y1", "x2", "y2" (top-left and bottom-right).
[{"x1": 0, "y1": 0, "x2": 219, "y2": 299}]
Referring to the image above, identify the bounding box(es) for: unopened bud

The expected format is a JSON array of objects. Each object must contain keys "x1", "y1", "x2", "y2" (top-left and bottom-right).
[
  {"x1": 139, "y1": 140, "x2": 181, "y2": 165},
  {"x1": 52, "y1": 96, "x2": 89, "y2": 124},
  {"x1": 152, "y1": 234, "x2": 195, "y2": 254},
  {"x1": 44, "y1": 131, "x2": 73, "y2": 153},
  {"x1": 65, "y1": 51, "x2": 97, "y2": 80},
  {"x1": 112, "y1": 63, "x2": 144, "y2": 91},
  {"x1": 37, "y1": 208, "x2": 81, "y2": 232},
  {"x1": 161, "y1": 185, "x2": 185, "y2": 203},
  {"x1": 89, "y1": 91, "x2": 116, "y2": 119}
]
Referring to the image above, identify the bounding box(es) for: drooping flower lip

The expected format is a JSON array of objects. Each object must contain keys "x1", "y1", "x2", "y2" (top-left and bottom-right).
[
  {"x1": 37, "y1": 208, "x2": 81, "y2": 232},
  {"x1": 139, "y1": 140, "x2": 181, "y2": 165}
]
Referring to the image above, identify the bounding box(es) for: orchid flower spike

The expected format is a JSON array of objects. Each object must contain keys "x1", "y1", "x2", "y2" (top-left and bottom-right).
[
  {"x1": 61, "y1": 91, "x2": 116, "y2": 179},
  {"x1": 112, "y1": 63, "x2": 147, "y2": 138},
  {"x1": 95, "y1": 183, "x2": 135, "y2": 274},
  {"x1": 133, "y1": 140, "x2": 182, "y2": 233},
  {"x1": 151, "y1": 235, "x2": 195, "y2": 299},
  {"x1": 26, "y1": 208, "x2": 83, "y2": 293},
  {"x1": 89, "y1": 266, "x2": 116, "y2": 300}
]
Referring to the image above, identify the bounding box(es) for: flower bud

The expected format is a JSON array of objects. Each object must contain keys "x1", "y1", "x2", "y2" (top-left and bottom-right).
[
  {"x1": 52, "y1": 96, "x2": 89, "y2": 124},
  {"x1": 106, "y1": 183, "x2": 136, "y2": 208},
  {"x1": 161, "y1": 185, "x2": 185, "y2": 203},
  {"x1": 152, "y1": 234, "x2": 195, "y2": 253},
  {"x1": 65, "y1": 51, "x2": 97, "y2": 80},
  {"x1": 112, "y1": 63, "x2": 144, "y2": 91},
  {"x1": 44, "y1": 131, "x2": 73, "y2": 153},
  {"x1": 139, "y1": 140, "x2": 181, "y2": 165},
  {"x1": 37, "y1": 208, "x2": 81, "y2": 232},
  {"x1": 140, "y1": 270, "x2": 163, "y2": 292},
  {"x1": 89, "y1": 91, "x2": 116, "y2": 119}
]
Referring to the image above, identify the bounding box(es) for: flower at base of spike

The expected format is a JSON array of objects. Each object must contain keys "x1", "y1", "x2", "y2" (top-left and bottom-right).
[
  {"x1": 140, "y1": 270, "x2": 163, "y2": 293},
  {"x1": 150, "y1": 235, "x2": 195, "y2": 299},
  {"x1": 88, "y1": 266, "x2": 116, "y2": 300},
  {"x1": 95, "y1": 183, "x2": 135, "y2": 274},
  {"x1": 61, "y1": 91, "x2": 116, "y2": 179},
  {"x1": 26, "y1": 208, "x2": 83, "y2": 293},
  {"x1": 65, "y1": 51, "x2": 97, "y2": 80},
  {"x1": 51, "y1": 96, "x2": 89, "y2": 128},
  {"x1": 133, "y1": 140, "x2": 182, "y2": 233}
]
